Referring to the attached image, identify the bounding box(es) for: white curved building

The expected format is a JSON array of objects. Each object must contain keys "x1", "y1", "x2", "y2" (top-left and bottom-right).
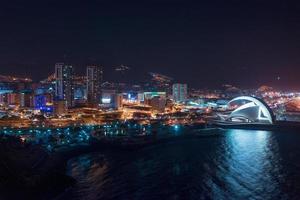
[{"x1": 225, "y1": 96, "x2": 275, "y2": 124}]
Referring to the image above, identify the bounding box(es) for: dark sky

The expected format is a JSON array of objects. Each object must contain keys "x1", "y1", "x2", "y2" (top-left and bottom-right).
[{"x1": 1, "y1": 0, "x2": 300, "y2": 89}]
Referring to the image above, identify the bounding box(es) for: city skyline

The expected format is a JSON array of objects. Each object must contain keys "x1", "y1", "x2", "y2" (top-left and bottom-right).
[
  {"x1": 1, "y1": 1, "x2": 300, "y2": 89},
  {"x1": 0, "y1": 63, "x2": 296, "y2": 91},
  {"x1": 2, "y1": 2, "x2": 300, "y2": 200}
]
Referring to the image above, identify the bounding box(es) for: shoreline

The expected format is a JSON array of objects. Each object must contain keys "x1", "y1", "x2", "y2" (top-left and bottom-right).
[
  {"x1": 0, "y1": 127, "x2": 219, "y2": 200},
  {"x1": 210, "y1": 120, "x2": 300, "y2": 131},
  {"x1": 2, "y1": 121, "x2": 300, "y2": 199}
]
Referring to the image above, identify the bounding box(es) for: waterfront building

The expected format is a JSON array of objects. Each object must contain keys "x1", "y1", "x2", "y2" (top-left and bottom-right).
[
  {"x1": 55, "y1": 63, "x2": 74, "y2": 108},
  {"x1": 20, "y1": 90, "x2": 34, "y2": 108},
  {"x1": 7, "y1": 93, "x2": 20, "y2": 106},
  {"x1": 86, "y1": 65, "x2": 103, "y2": 106},
  {"x1": 172, "y1": 83, "x2": 188, "y2": 102},
  {"x1": 34, "y1": 94, "x2": 53, "y2": 113},
  {"x1": 217, "y1": 96, "x2": 275, "y2": 124}
]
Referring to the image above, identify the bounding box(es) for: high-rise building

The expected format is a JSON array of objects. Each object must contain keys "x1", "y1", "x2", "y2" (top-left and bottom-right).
[
  {"x1": 172, "y1": 83, "x2": 188, "y2": 102},
  {"x1": 55, "y1": 63, "x2": 74, "y2": 108},
  {"x1": 86, "y1": 65, "x2": 103, "y2": 106},
  {"x1": 20, "y1": 90, "x2": 34, "y2": 108}
]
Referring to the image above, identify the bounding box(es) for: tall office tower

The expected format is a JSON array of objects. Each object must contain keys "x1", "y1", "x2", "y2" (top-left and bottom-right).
[
  {"x1": 86, "y1": 65, "x2": 103, "y2": 106},
  {"x1": 172, "y1": 83, "x2": 188, "y2": 102},
  {"x1": 55, "y1": 63, "x2": 74, "y2": 108}
]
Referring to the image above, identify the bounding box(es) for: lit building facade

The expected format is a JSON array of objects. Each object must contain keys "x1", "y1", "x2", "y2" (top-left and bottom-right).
[
  {"x1": 218, "y1": 96, "x2": 275, "y2": 124},
  {"x1": 34, "y1": 93, "x2": 53, "y2": 113},
  {"x1": 20, "y1": 90, "x2": 34, "y2": 108},
  {"x1": 172, "y1": 83, "x2": 188, "y2": 102},
  {"x1": 101, "y1": 89, "x2": 123, "y2": 109},
  {"x1": 7, "y1": 93, "x2": 20, "y2": 106},
  {"x1": 55, "y1": 63, "x2": 74, "y2": 108},
  {"x1": 139, "y1": 92, "x2": 166, "y2": 102},
  {"x1": 147, "y1": 96, "x2": 166, "y2": 112},
  {"x1": 86, "y1": 65, "x2": 103, "y2": 106}
]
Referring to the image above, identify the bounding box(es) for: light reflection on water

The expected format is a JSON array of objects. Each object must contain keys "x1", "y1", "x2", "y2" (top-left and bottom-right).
[{"x1": 66, "y1": 129, "x2": 300, "y2": 200}]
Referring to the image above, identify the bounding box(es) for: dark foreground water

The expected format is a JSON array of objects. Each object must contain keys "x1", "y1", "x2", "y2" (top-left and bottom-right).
[{"x1": 66, "y1": 129, "x2": 300, "y2": 200}]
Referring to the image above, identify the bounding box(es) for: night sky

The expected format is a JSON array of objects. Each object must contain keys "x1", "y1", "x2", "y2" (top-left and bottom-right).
[{"x1": 1, "y1": 0, "x2": 300, "y2": 89}]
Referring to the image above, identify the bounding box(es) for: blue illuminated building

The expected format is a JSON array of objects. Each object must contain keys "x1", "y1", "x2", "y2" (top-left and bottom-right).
[
  {"x1": 74, "y1": 86, "x2": 86, "y2": 100},
  {"x1": 34, "y1": 94, "x2": 53, "y2": 113},
  {"x1": 127, "y1": 92, "x2": 138, "y2": 101},
  {"x1": 0, "y1": 82, "x2": 14, "y2": 94}
]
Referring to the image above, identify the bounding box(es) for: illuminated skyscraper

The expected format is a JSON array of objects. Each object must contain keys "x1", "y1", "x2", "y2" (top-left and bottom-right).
[
  {"x1": 20, "y1": 90, "x2": 34, "y2": 108},
  {"x1": 86, "y1": 65, "x2": 103, "y2": 106},
  {"x1": 172, "y1": 83, "x2": 188, "y2": 102},
  {"x1": 55, "y1": 63, "x2": 74, "y2": 108}
]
